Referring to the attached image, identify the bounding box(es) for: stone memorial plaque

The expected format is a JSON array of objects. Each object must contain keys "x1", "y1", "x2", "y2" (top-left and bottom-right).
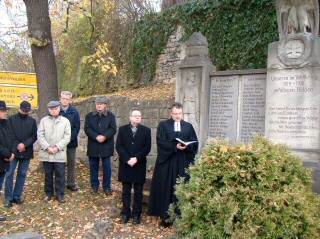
[
  {"x1": 265, "y1": 68, "x2": 320, "y2": 150},
  {"x1": 240, "y1": 74, "x2": 266, "y2": 142},
  {"x1": 209, "y1": 76, "x2": 239, "y2": 144}
]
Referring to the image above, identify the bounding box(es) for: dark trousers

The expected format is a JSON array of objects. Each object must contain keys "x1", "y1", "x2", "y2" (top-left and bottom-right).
[
  {"x1": 122, "y1": 182, "x2": 143, "y2": 217},
  {"x1": 43, "y1": 162, "x2": 66, "y2": 197}
]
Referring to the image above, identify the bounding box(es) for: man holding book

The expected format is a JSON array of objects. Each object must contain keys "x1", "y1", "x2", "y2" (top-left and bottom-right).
[{"x1": 148, "y1": 102, "x2": 198, "y2": 227}]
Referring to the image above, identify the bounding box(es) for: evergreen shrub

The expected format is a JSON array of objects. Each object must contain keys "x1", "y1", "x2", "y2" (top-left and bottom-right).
[{"x1": 170, "y1": 136, "x2": 320, "y2": 238}]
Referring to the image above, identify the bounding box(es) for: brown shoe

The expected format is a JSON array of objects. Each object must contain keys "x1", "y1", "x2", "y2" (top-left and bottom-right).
[{"x1": 104, "y1": 189, "x2": 112, "y2": 196}]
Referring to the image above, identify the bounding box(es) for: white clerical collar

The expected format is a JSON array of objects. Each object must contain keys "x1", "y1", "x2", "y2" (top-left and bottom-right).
[{"x1": 174, "y1": 121, "x2": 181, "y2": 132}]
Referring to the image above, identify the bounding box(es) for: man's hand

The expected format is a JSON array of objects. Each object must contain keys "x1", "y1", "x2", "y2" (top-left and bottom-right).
[
  {"x1": 17, "y1": 143, "x2": 26, "y2": 153},
  {"x1": 46, "y1": 146, "x2": 55, "y2": 154},
  {"x1": 96, "y1": 135, "x2": 106, "y2": 143},
  {"x1": 5, "y1": 153, "x2": 15, "y2": 161},
  {"x1": 127, "y1": 157, "x2": 138, "y2": 167},
  {"x1": 52, "y1": 146, "x2": 59, "y2": 154},
  {"x1": 177, "y1": 143, "x2": 187, "y2": 150}
]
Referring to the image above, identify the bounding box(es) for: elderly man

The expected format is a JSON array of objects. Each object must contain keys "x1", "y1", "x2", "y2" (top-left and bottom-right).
[
  {"x1": 59, "y1": 91, "x2": 80, "y2": 192},
  {"x1": 0, "y1": 101, "x2": 16, "y2": 221},
  {"x1": 5, "y1": 101, "x2": 37, "y2": 207},
  {"x1": 85, "y1": 96, "x2": 116, "y2": 196},
  {"x1": 37, "y1": 101, "x2": 71, "y2": 203},
  {"x1": 116, "y1": 108, "x2": 151, "y2": 225},
  {"x1": 148, "y1": 102, "x2": 198, "y2": 227}
]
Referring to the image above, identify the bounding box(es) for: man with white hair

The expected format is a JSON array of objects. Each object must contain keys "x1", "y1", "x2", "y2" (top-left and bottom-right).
[{"x1": 59, "y1": 91, "x2": 80, "y2": 192}]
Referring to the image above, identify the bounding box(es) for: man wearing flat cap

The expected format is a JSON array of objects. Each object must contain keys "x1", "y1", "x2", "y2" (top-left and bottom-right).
[
  {"x1": 5, "y1": 101, "x2": 37, "y2": 207},
  {"x1": 37, "y1": 101, "x2": 71, "y2": 203},
  {"x1": 0, "y1": 101, "x2": 16, "y2": 221},
  {"x1": 85, "y1": 96, "x2": 117, "y2": 196}
]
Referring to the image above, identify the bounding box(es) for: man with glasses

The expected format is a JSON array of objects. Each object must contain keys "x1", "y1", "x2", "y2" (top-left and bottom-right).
[
  {"x1": 59, "y1": 91, "x2": 80, "y2": 192},
  {"x1": 37, "y1": 101, "x2": 71, "y2": 203},
  {"x1": 116, "y1": 108, "x2": 151, "y2": 225},
  {"x1": 5, "y1": 101, "x2": 37, "y2": 207},
  {"x1": 148, "y1": 102, "x2": 198, "y2": 227}
]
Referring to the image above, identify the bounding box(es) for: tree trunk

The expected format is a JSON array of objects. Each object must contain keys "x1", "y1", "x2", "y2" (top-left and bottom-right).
[{"x1": 23, "y1": 0, "x2": 58, "y2": 120}]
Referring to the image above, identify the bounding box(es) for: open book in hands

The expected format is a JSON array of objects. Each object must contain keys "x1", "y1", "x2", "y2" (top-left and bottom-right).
[{"x1": 175, "y1": 138, "x2": 197, "y2": 146}]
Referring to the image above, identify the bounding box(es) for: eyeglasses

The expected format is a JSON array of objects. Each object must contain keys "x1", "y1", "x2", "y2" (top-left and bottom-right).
[
  {"x1": 171, "y1": 112, "x2": 182, "y2": 116},
  {"x1": 131, "y1": 115, "x2": 141, "y2": 118}
]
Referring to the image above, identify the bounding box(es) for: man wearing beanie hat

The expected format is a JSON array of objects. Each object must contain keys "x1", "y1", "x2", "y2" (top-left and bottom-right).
[
  {"x1": 0, "y1": 100, "x2": 16, "y2": 221},
  {"x1": 85, "y1": 96, "x2": 116, "y2": 196},
  {"x1": 37, "y1": 101, "x2": 71, "y2": 203},
  {"x1": 5, "y1": 101, "x2": 37, "y2": 207}
]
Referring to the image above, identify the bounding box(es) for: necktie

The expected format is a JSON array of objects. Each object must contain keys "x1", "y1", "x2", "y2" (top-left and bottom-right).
[{"x1": 132, "y1": 126, "x2": 137, "y2": 137}]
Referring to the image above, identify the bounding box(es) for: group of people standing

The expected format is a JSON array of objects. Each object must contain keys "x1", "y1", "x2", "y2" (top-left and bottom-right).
[{"x1": 0, "y1": 93, "x2": 198, "y2": 228}]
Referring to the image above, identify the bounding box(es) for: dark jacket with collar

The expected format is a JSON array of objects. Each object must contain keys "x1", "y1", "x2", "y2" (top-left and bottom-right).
[
  {"x1": 116, "y1": 123, "x2": 151, "y2": 183},
  {"x1": 7, "y1": 113, "x2": 37, "y2": 159},
  {"x1": 0, "y1": 119, "x2": 17, "y2": 172},
  {"x1": 59, "y1": 104, "x2": 80, "y2": 148},
  {"x1": 84, "y1": 110, "x2": 117, "y2": 157}
]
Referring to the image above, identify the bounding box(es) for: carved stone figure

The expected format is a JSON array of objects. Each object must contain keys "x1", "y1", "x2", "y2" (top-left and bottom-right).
[
  {"x1": 276, "y1": 0, "x2": 319, "y2": 39},
  {"x1": 181, "y1": 70, "x2": 199, "y2": 133}
]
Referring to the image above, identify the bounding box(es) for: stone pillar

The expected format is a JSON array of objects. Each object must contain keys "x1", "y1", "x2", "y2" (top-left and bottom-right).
[
  {"x1": 266, "y1": 1, "x2": 320, "y2": 193},
  {"x1": 176, "y1": 32, "x2": 216, "y2": 150}
]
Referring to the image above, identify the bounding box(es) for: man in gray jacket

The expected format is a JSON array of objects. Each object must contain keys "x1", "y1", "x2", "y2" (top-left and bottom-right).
[{"x1": 37, "y1": 101, "x2": 71, "y2": 203}]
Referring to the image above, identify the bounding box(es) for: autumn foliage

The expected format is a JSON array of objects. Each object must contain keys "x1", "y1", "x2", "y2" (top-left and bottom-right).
[{"x1": 170, "y1": 136, "x2": 320, "y2": 238}]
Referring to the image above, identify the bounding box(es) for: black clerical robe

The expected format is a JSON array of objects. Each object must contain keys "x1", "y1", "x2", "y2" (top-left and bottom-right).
[{"x1": 148, "y1": 118, "x2": 198, "y2": 221}]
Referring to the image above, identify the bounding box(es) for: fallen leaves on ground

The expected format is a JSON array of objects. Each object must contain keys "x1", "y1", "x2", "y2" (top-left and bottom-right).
[
  {"x1": 0, "y1": 159, "x2": 174, "y2": 238},
  {"x1": 74, "y1": 83, "x2": 175, "y2": 102}
]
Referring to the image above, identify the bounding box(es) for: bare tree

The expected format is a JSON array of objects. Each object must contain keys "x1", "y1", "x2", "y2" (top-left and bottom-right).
[
  {"x1": 23, "y1": 0, "x2": 58, "y2": 119},
  {"x1": 161, "y1": 0, "x2": 189, "y2": 10}
]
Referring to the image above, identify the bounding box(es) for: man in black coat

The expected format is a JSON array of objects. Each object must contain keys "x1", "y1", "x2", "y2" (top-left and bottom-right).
[
  {"x1": 0, "y1": 101, "x2": 16, "y2": 221},
  {"x1": 5, "y1": 101, "x2": 37, "y2": 207},
  {"x1": 148, "y1": 102, "x2": 198, "y2": 227},
  {"x1": 116, "y1": 108, "x2": 151, "y2": 225},
  {"x1": 84, "y1": 96, "x2": 117, "y2": 196}
]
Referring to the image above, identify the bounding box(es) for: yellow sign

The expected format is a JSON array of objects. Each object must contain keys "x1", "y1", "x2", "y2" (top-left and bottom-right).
[{"x1": 0, "y1": 71, "x2": 38, "y2": 108}]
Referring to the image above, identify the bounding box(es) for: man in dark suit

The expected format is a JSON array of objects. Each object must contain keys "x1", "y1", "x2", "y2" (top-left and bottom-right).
[{"x1": 116, "y1": 108, "x2": 151, "y2": 225}]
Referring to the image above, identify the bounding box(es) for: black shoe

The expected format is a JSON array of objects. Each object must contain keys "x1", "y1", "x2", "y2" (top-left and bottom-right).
[
  {"x1": 56, "y1": 196, "x2": 66, "y2": 204},
  {"x1": 43, "y1": 196, "x2": 52, "y2": 202},
  {"x1": 13, "y1": 198, "x2": 23, "y2": 204},
  {"x1": 104, "y1": 189, "x2": 112, "y2": 196},
  {"x1": 159, "y1": 220, "x2": 170, "y2": 228},
  {"x1": 91, "y1": 188, "x2": 98, "y2": 195},
  {"x1": 5, "y1": 199, "x2": 12, "y2": 207},
  {"x1": 67, "y1": 185, "x2": 78, "y2": 191},
  {"x1": 133, "y1": 216, "x2": 140, "y2": 225},
  {"x1": 0, "y1": 216, "x2": 6, "y2": 222},
  {"x1": 121, "y1": 215, "x2": 130, "y2": 224}
]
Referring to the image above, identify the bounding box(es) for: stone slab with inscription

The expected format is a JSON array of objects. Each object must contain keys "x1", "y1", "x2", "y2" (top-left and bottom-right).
[
  {"x1": 265, "y1": 68, "x2": 320, "y2": 150},
  {"x1": 209, "y1": 75, "x2": 239, "y2": 144},
  {"x1": 240, "y1": 74, "x2": 266, "y2": 142},
  {"x1": 209, "y1": 70, "x2": 267, "y2": 144}
]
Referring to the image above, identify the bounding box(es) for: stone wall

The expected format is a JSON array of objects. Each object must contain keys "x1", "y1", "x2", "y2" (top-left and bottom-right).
[
  {"x1": 73, "y1": 96, "x2": 175, "y2": 178},
  {"x1": 153, "y1": 26, "x2": 185, "y2": 84}
]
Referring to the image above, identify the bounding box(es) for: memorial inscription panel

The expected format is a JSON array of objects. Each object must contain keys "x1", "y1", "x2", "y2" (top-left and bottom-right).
[
  {"x1": 265, "y1": 69, "x2": 320, "y2": 149},
  {"x1": 209, "y1": 76, "x2": 239, "y2": 144},
  {"x1": 240, "y1": 74, "x2": 266, "y2": 142}
]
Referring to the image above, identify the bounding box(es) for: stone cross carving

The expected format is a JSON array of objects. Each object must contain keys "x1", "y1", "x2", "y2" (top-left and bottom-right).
[{"x1": 276, "y1": 0, "x2": 319, "y2": 40}]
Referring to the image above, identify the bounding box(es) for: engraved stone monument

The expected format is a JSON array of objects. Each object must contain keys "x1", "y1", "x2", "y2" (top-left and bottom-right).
[
  {"x1": 176, "y1": 32, "x2": 216, "y2": 149},
  {"x1": 266, "y1": 0, "x2": 320, "y2": 192}
]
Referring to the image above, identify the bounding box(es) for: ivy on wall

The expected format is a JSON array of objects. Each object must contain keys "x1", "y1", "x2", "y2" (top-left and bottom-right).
[{"x1": 124, "y1": 0, "x2": 278, "y2": 85}]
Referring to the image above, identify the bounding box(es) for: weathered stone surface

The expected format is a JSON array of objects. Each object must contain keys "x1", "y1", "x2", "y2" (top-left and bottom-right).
[{"x1": 0, "y1": 232, "x2": 43, "y2": 239}]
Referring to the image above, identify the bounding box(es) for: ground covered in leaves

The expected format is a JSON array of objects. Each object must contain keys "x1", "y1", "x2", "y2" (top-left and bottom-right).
[
  {"x1": 75, "y1": 83, "x2": 175, "y2": 102},
  {"x1": 0, "y1": 159, "x2": 174, "y2": 238}
]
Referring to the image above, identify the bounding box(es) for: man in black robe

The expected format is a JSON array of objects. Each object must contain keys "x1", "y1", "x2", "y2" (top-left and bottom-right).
[{"x1": 148, "y1": 102, "x2": 198, "y2": 227}]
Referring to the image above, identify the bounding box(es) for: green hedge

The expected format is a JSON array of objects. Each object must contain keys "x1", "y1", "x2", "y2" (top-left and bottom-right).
[
  {"x1": 125, "y1": 0, "x2": 278, "y2": 84},
  {"x1": 169, "y1": 137, "x2": 320, "y2": 238}
]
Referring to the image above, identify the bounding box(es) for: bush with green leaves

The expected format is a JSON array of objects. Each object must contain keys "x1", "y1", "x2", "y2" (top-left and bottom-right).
[{"x1": 169, "y1": 137, "x2": 320, "y2": 238}]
